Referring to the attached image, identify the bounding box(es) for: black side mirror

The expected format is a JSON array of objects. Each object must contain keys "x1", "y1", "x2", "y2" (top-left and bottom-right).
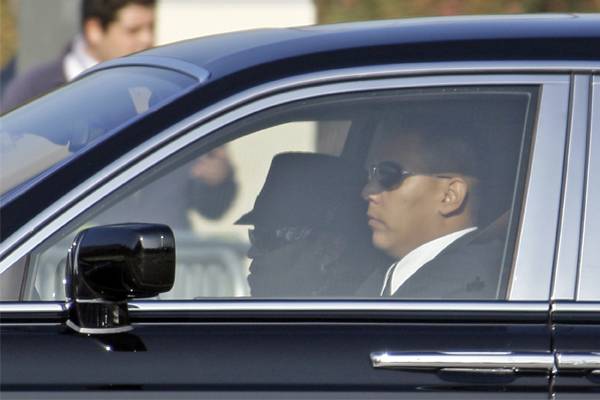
[{"x1": 66, "y1": 223, "x2": 175, "y2": 334}]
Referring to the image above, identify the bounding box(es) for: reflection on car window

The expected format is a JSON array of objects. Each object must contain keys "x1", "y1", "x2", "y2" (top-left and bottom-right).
[
  {"x1": 16, "y1": 86, "x2": 537, "y2": 302},
  {"x1": 0, "y1": 67, "x2": 195, "y2": 195},
  {"x1": 0, "y1": 133, "x2": 71, "y2": 194}
]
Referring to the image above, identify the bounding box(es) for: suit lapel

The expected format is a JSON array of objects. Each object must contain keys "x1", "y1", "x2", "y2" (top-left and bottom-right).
[{"x1": 391, "y1": 230, "x2": 499, "y2": 299}]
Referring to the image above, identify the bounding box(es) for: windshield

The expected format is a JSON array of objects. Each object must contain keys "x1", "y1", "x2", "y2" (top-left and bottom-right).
[{"x1": 0, "y1": 66, "x2": 196, "y2": 196}]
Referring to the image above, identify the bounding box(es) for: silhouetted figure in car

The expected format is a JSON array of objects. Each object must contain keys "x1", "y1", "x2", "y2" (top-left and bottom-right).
[{"x1": 237, "y1": 152, "x2": 389, "y2": 297}]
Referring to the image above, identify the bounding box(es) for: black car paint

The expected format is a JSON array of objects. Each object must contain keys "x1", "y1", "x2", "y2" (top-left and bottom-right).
[
  {"x1": 1, "y1": 306, "x2": 551, "y2": 396},
  {"x1": 552, "y1": 306, "x2": 600, "y2": 398}
]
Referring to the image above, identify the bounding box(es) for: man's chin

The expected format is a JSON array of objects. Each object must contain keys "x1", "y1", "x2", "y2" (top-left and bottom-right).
[{"x1": 371, "y1": 233, "x2": 392, "y2": 253}]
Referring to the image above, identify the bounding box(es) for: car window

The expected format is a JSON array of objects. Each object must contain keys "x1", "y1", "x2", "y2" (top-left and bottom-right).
[
  {"x1": 14, "y1": 85, "x2": 538, "y2": 301},
  {"x1": 0, "y1": 67, "x2": 196, "y2": 196}
]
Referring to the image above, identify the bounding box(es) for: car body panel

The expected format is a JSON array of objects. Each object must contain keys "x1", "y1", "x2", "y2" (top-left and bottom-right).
[
  {"x1": 576, "y1": 74, "x2": 600, "y2": 300},
  {"x1": 551, "y1": 74, "x2": 591, "y2": 301},
  {"x1": 1, "y1": 302, "x2": 551, "y2": 397},
  {"x1": 552, "y1": 303, "x2": 600, "y2": 398}
]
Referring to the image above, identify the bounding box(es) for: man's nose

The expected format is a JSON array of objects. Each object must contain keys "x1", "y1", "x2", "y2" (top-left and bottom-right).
[
  {"x1": 137, "y1": 27, "x2": 154, "y2": 50},
  {"x1": 362, "y1": 179, "x2": 382, "y2": 200}
]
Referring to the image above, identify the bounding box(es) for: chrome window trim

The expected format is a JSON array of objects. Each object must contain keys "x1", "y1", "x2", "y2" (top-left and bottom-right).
[
  {"x1": 0, "y1": 303, "x2": 66, "y2": 313},
  {"x1": 577, "y1": 74, "x2": 600, "y2": 300},
  {"x1": 553, "y1": 302, "x2": 600, "y2": 313},
  {"x1": 551, "y1": 75, "x2": 591, "y2": 301},
  {"x1": 0, "y1": 301, "x2": 548, "y2": 314},
  {"x1": 128, "y1": 300, "x2": 549, "y2": 313},
  {"x1": 507, "y1": 79, "x2": 570, "y2": 300},
  {"x1": 78, "y1": 55, "x2": 211, "y2": 82},
  {"x1": 0, "y1": 63, "x2": 571, "y2": 303},
  {"x1": 556, "y1": 352, "x2": 600, "y2": 370}
]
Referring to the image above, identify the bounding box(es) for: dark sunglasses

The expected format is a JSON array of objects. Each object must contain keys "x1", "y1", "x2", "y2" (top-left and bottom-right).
[
  {"x1": 248, "y1": 226, "x2": 313, "y2": 252},
  {"x1": 368, "y1": 161, "x2": 453, "y2": 190},
  {"x1": 368, "y1": 161, "x2": 413, "y2": 190}
]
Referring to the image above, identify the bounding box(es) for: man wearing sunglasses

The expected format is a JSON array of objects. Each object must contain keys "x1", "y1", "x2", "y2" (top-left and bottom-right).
[
  {"x1": 236, "y1": 152, "x2": 387, "y2": 297},
  {"x1": 362, "y1": 113, "x2": 503, "y2": 299}
]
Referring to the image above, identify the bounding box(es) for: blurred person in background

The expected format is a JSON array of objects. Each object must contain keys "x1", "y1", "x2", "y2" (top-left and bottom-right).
[{"x1": 2, "y1": 0, "x2": 155, "y2": 112}]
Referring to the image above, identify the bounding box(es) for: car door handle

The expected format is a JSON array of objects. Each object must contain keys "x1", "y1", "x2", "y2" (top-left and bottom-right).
[
  {"x1": 557, "y1": 352, "x2": 600, "y2": 374},
  {"x1": 371, "y1": 351, "x2": 554, "y2": 374}
]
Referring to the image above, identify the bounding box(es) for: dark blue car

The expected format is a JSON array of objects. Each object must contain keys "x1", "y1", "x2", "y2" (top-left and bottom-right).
[{"x1": 1, "y1": 14, "x2": 600, "y2": 399}]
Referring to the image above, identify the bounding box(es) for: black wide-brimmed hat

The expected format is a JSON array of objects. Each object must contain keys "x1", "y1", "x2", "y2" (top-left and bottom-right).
[{"x1": 236, "y1": 152, "x2": 367, "y2": 230}]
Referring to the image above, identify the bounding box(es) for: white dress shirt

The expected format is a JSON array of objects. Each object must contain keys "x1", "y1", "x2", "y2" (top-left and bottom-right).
[
  {"x1": 63, "y1": 36, "x2": 98, "y2": 82},
  {"x1": 381, "y1": 227, "x2": 478, "y2": 296}
]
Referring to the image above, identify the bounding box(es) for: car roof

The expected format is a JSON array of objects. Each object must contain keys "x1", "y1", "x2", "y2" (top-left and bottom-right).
[{"x1": 115, "y1": 14, "x2": 600, "y2": 83}]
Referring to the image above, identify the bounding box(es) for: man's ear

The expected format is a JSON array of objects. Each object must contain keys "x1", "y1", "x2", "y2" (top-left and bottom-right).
[
  {"x1": 83, "y1": 18, "x2": 105, "y2": 47},
  {"x1": 439, "y1": 177, "x2": 469, "y2": 217}
]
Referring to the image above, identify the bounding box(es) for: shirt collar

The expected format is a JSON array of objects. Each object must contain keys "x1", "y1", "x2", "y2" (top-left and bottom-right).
[
  {"x1": 63, "y1": 35, "x2": 99, "y2": 82},
  {"x1": 382, "y1": 226, "x2": 478, "y2": 296}
]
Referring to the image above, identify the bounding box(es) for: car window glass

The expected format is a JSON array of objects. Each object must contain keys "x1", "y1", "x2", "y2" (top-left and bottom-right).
[
  {"x1": 14, "y1": 85, "x2": 538, "y2": 301},
  {"x1": 0, "y1": 67, "x2": 196, "y2": 196}
]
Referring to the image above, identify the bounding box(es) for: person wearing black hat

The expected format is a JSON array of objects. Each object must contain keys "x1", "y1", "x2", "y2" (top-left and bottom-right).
[{"x1": 236, "y1": 152, "x2": 389, "y2": 297}]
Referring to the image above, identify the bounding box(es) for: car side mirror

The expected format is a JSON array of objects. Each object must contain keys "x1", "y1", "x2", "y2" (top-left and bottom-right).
[{"x1": 65, "y1": 223, "x2": 175, "y2": 334}]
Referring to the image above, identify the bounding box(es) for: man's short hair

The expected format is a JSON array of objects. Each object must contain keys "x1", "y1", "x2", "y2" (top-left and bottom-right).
[
  {"x1": 81, "y1": 0, "x2": 156, "y2": 30},
  {"x1": 377, "y1": 104, "x2": 485, "y2": 179}
]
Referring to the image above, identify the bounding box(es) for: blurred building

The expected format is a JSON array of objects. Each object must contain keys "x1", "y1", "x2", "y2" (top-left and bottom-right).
[
  {"x1": 5, "y1": 0, "x2": 80, "y2": 76},
  {"x1": 157, "y1": 0, "x2": 315, "y2": 45}
]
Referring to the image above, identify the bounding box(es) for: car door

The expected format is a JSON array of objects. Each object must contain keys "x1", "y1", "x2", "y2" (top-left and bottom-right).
[
  {"x1": 1, "y1": 67, "x2": 569, "y2": 399},
  {"x1": 552, "y1": 74, "x2": 600, "y2": 399}
]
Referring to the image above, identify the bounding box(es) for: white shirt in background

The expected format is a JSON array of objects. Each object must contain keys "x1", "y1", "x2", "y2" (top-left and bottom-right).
[{"x1": 63, "y1": 36, "x2": 98, "y2": 82}]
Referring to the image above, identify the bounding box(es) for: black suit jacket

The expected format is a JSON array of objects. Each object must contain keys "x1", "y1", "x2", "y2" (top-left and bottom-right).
[
  {"x1": 356, "y1": 231, "x2": 505, "y2": 299},
  {"x1": 392, "y1": 231, "x2": 504, "y2": 299},
  {"x1": 2, "y1": 57, "x2": 65, "y2": 113}
]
